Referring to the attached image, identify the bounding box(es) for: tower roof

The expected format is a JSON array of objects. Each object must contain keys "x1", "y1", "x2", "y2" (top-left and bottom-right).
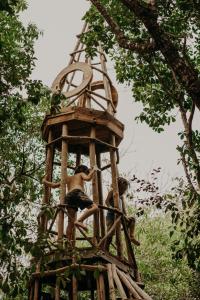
[{"x1": 51, "y1": 23, "x2": 118, "y2": 115}]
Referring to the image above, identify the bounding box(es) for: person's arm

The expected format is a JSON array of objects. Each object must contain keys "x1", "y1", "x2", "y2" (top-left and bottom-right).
[
  {"x1": 105, "y1": 189, "x2": 113, "y2": 207},
  {"x1": 81, "y1": 166, "x2": 99, "y2": 181},
  {"x1": 42, "y1": 177, "x2": 60, "y2": 188}
]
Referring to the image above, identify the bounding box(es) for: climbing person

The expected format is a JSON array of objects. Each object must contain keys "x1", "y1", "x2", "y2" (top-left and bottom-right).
[
  {"x1": 104, "y1": 177, "x2": 140, "y2": 251},
  {"x1": 42, "y1": 164, "x2": 99, "y2": 236}
]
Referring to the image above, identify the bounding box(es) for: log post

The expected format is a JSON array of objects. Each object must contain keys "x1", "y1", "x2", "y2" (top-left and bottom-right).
[
  {"x1": 116, "y1": 269, "x2": 141, "y2": 300},
  {"x1": 97, "y1": 273, "x2": 106, "y2": 300},
  {"x1": 111, "y1": 264, "x2": 127, "y2": 300},
  {"x1": 96, "y1": 152, "x2": 105, "y2": 238},
  {"x1": 55, "y1": 283, "x2": 60, "y2": 300},
  {"x1": 107, "y1": 264, "x2": 116, "y2": 300},
  {"x1": 89, "y1": 126, "x2": 99, "y2": 242},
  {"x1": 110, "y1": 135, "x2": 123, "y2": 258},
  {"x1": 99, "y1": 48, "x2": 113, "y2": 114},
  {"x1": 41, "y1": 130, "x2": 54, "y2": 232},
  {"x1": 33, "y1": 264, "x2": 40, "y2": 300},
  {"x1": 58, "y1": 124, "x2": 68, "y2": 240},
  {"x1": 72, "y1": 275, "x2": 78, "y2": 300}
]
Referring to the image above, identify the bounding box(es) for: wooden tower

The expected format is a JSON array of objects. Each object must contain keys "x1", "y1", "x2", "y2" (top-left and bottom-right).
[{"x1": 29, "y1": 24, "x2": 152, "y2": 300}]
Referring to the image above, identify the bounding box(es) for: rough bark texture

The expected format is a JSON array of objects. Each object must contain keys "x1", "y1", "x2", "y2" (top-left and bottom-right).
[
  {"x1": 89, "y1": 0, "x2": 200, "y2": 111},
  {"x1": 121, "y1": 0, "x2": 200, "y2": 111}
]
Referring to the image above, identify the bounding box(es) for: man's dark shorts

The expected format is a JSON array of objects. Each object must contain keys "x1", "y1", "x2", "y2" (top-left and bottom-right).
[{"x1": 65, "y1": 189, "x2": 93, "y2": 211}]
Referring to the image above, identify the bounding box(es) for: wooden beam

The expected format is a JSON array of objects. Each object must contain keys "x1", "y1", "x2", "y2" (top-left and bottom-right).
[
  {"x1": 98, "y1": 216, "x2": 121, "y2": 248},
  {"x1": 99, "y1": 47, "x2": 113, "y2": 113},
  {"x1": 111, "y1": 264, "x2": 127, "y2": 300},
  {"x1": 116, "y1": 269, "x2": 141, "y2": 300},
  {"x1": 89, "y1": 126, "x2": 99, "y2": 242},
  {"x1": 58, "y1": 124, "x2": 68, "y2": 240},
  {"x1": 110, "y1": 135, "x2": 123, "y2": 258},
  {"x1": 32, "y1": 264, "x2": 107, "y2": 278},
  {"x1": 41, "y1": 130, "x2": 54, "y2": 231},
  {"x1": 125, "y1": 273, "x2": 153, "y2": 300},
  {"x1": 72, "y1": 275, "x2": 78, "y2": 300},
  {"x1": 55, "y1": 283, "x2": 60, "y2": 300},
  {"x1": 97, "y1": 273, "x2": 106, "y2": 300},
  {"x1": 107, "y1": 264, "x2": 116, "y2": 300},
  {"x1": 121, "y1": 216, "x2": 138, "y2": 278},
  {"x1": 96, "y1": 153, "x2": 105, "y2": 237}
]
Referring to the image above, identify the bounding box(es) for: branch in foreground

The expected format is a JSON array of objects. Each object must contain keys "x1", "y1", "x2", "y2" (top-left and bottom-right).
[{"x1": 89, "y1": 0, "x2": 156, "y2": 53}]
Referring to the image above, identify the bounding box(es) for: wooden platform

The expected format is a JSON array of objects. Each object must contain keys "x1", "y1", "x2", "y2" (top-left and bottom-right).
[{"x1": 41, "y1": 107, "x2": 124, "y2": 154}]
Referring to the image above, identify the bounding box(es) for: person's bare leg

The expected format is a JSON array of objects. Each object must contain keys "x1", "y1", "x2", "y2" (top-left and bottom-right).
[
  {"x1": 128, "y1": 217, "x2": 140, "y2": 246},
  {"x1": 66, "y1": 208, "x2": 76, "y2": 241},
  {"x1": 74, "y1": 204, "x2": 98, "y2": 232}
]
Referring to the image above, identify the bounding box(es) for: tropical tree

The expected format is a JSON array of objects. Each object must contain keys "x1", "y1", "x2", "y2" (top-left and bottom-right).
[
  {"x1": 0, "y1": 1, "x2": 50, "y2": 297},
  {"x1": 82, "y1": 0, "x2": 200, "y2": 270}
]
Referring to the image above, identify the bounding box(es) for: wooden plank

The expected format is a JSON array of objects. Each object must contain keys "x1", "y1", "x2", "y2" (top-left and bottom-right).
[
  {"x1": 107, "y1": 264, "x2": 116, "y2": 300},
  {"x1": 116, "y1": 269, "x2": 141, "y2": 300},
  {"x1": 58, "y1": 124, "x2": 68, "y2": 240},
  {"x1": 111, "y1": 264, "x2": 127, "y2": 300}
]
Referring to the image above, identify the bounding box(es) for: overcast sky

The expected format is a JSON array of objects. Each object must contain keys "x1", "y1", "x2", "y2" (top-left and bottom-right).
[{"x1": 20, "y1": 0, "x2": 195, "y2": 191}]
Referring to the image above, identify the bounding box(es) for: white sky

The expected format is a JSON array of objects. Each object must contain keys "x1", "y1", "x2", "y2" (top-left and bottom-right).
[{"x1": 20, "y1": 0, "x2": 197, "y2": 191}]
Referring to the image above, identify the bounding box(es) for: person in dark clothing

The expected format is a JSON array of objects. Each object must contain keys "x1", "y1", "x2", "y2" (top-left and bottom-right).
[{"x1": 105, "y1": 177, "x2": 140, "y2": 251}]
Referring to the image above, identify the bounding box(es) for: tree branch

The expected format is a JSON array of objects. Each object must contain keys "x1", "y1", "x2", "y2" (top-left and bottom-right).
[
  {"x1": 89, "y1": 0, "x2": 156, "y2": 53},
  {"x1": 119, "y1": 0, "x2": 200, "y2": 111}
]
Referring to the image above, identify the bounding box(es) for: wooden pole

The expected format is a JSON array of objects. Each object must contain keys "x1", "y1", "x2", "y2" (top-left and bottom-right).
[
  {"x1": 124, "y1": 273, "x2": 153, "y2": 300},
  {"x1": 99, "y1": 47, "x2": 113, "y2": 114},
  {"x1": 89, "y1": 126, "x2": 99, "y2": 242},
  {"x1": 107, "y1": 264, "x2": 116, "y2": 300},
  {"x1": 110, "y1": 135, "x2": 123, "y2": 258},
  {"x1": 55, "y1": 283, "x2": 60, "y2": 300},
  {"x1": 58, "y1": 124, "x2": 68, "y2": 240},
  {"x1": 41, "y1": 130, "x2": 54, "y2": 231},
  {"x1": 33, "y1": 263, "x2": 40, "y2": 300},
  {"x1": 97, "y1": 273, "x2": 106, "y2": 300},
  {"x1": 98, "y1": 216, "x2": 121, "y2": 248},
  {"x1": 29, "y1": 284, "x2": 33, "y2": 300},
  {"x1": 116, "y1": 269, "x2": 141, "y2": 300},
  {"x1": 72, "y1": 275, "x2": 78, "y2": 300},
  {"x1": 121, "y1": 216, "x2": 139, "y2": 280},
  {"x1": 96, "y1": 152, "x2": 105, "y2": 238},
  {"x1": 111, "y1": 264, "x2": 127, "y2": 300}
]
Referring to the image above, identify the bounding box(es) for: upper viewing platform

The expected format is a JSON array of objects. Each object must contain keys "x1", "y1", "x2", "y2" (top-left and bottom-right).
[{"x1": 41, "y1": 23, "x2": 124, "y2": 153}]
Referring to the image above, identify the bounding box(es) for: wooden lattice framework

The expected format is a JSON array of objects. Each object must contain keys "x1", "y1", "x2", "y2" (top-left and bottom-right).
[{"x1": 29, "y1": 24, "x2": 153, "y2": 300}]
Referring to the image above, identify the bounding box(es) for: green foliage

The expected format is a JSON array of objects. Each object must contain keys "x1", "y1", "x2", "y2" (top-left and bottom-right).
[
  {"x1": 0, "y1": 2, "x2": 51, "y2": 298},
  {"x1": 136, "y1": 213, "x2": 200, "y2": 300},
  {"x1": 83, "y1": 0, "x2": 200, "y2": 271}
]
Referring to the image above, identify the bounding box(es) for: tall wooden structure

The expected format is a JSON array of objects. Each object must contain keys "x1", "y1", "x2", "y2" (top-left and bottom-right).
[{"x1": 29, "y1": 24, "x2": 152, "y2": 300}]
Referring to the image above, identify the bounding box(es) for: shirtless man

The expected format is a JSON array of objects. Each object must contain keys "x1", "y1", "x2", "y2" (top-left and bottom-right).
[{"x1": 42, "y1": 164, "x2": 99, "y2": 235}]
